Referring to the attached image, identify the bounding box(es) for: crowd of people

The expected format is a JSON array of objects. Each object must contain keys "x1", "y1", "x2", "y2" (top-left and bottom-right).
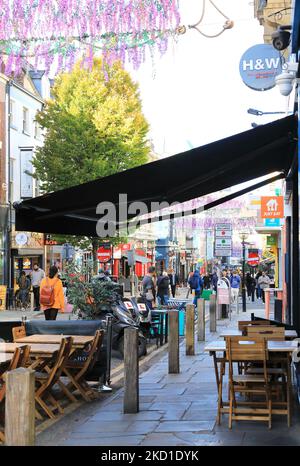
[{"x1": 141, "y1": 266, "x2": 275, "y2": 309}]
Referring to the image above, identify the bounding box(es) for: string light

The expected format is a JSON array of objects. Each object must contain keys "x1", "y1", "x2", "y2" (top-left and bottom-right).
[{"x1": 0, "y1": 0, "x2": 180, "y2": 74}]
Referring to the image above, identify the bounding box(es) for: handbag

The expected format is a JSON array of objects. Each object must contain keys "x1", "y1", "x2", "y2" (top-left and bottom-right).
[{"x1": 145, "y1": 290, "x2": 154, "y2": 301}]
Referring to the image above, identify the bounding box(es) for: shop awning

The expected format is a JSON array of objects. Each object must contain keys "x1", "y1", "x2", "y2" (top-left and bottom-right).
[
  {"x1": 14, "y1": 115, "x2": 297, "y2": 236},
  {"x1": 122, "y1": 251, "x2": 151, "y2": 264}
]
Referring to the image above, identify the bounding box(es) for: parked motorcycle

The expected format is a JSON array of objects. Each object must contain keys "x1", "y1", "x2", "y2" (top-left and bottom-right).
[
  {"x1": 99, "y1": 302, "x2": 147, "y2": 358},
  {"x1": 121, "y1": 297, "x2": 152, "y2": 339}
]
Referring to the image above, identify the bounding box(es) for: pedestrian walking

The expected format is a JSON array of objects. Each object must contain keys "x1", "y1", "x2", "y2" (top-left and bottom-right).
[
  {"x1": 246, "y1": 272, "x2": 256, "y2": 301},
  {"x1": 17, "y1": 271, "x2": 31, "y2": 309},
  {"x1": 258, "y1": 271, "x2": 271, "y2": 303},
  {"x1": 168, "y1": 268, "x2": 179, "y2": 298},
  {"x1": 188, "y1": 269, "x2": 203, "y2": 306},
  {"x1": 211, "y1": 271, "x2": 218, "y2": 292},
  {"x1": 40, "y1": 265, "x2": 65, "y2": 320},
  {"x1": 230, "y1": 270, "x2": 241, "y2": 304},
  {"x1": 30, "y1": 263, "x2": 45, "y2": 311},
  {"x1": 203, "y1": 274, "x2": 211, "y2": 289},
  {"x1": 157, "y1": 271, "x2": 170, "y2": 306},
  {"x1": 255, "y1": 271, "x2": 262, "y2": 299},
  {"x1": 142, "y1": 266, "x2": 156, "y2": 310},
  {"x1": 94, "y1": 268, "x2": 111, "y2": 282}
]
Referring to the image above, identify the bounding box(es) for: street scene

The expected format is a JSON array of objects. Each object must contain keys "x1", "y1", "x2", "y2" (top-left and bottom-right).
[{"x1": 0, "y1": 0, "x2": 300, "y2": 453}]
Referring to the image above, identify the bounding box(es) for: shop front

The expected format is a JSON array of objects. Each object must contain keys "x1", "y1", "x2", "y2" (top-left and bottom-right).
[{"x1": 11, "y1": 228, "x2": 44, "y2": 286}]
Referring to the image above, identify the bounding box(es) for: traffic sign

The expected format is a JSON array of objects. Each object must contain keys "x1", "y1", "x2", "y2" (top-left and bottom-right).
[
  {"x1": 215, "y1": 238, "x2": 232, "y2": 248},
  {"x1": 215, "y1": 224, "x2": 232, "y2": 238},
  {"x1": 247, "y1": 249, "x2": 260, "y2": 267},
  {"x1": 97, "y1": 246, "x2": 112, "y2": 262}
]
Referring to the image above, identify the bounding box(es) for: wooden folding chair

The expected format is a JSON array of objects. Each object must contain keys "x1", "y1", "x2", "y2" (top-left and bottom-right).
[
  {"x1": 238, "y1": 320, "x2": 271, "y2": 333},
  {"x1": 35, "y1": 337, "x2": 73, "y2": 419},
  {"x1": 246, "y1": 325, "x2": 285, "y2": 340},
  {"x1": 12, "y1": 325, "x2": 26, "y2": 342},
  {"x1": 59, "y1": 330, "x2": 104, "y2": 402},
  {"x1": 0, "y1": 346, "x2": 30, "y2": 443},
  {"x1": 226, "y1": 336, "x2": 272, "y2": 429}
]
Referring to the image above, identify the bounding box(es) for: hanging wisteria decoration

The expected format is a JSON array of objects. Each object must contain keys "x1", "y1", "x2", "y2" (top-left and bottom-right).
[{"x1": 0, "y1": 0, "x2": 181, "y2": 75}]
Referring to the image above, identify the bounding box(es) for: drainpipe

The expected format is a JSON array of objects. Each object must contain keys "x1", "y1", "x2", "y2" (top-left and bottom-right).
[{"x1": 5, "y1": 80, "x2": 13, "y2": 290}]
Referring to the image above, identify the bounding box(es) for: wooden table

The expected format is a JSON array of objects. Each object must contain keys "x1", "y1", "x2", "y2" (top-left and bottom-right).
[
  {"x1": 204, "y1": 339, "x2": 298, "y2": 425},
  {"x1": 219, "y1": 329, "x2": 297, "y2": 339},
  {"x1": 0, "y1": 343, "x2": 60, "y2": 358},
  {"x1": 17, "y1": 334, "x2": 94, "y2": 348},
  {"x1": 0, "y1": 353, "x2": 13, "y2": 365}
]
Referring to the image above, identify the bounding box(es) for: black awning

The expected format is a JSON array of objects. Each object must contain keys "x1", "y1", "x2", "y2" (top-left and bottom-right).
[{"x1": 15, "y1": 115, "x2": 297, "y2": 236}]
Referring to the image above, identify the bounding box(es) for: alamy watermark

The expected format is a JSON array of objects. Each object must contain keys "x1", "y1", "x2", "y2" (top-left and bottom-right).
[{"x1": 96, "y1": 193, "x2": 205, "y2": 238}]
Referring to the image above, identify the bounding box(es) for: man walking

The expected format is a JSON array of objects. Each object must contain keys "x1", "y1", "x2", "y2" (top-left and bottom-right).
[
  {"x1": 230, "y1": 270, "x2": 241, "y2": 305},
  {"x1": 168, "y1": 268, "x2": 179, "y2": 298},
  {"x1": 30, "y1": 263, "x2": 45, "y2": 311}
]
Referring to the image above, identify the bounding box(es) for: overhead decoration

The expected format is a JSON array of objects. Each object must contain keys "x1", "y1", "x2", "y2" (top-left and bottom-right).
[{"x1": 0, "y1": 0, "x2": 180, "y2": 75}]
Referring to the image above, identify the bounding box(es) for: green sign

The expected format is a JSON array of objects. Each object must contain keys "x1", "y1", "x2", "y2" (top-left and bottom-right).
[{"x1": 267, "y1": 235, "x2": 277, "y2": 246}]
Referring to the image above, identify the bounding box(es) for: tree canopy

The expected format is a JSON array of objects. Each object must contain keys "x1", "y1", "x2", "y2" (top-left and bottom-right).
[{"x1": 33, "y1": 58, "x2": 150, "y2": 192}]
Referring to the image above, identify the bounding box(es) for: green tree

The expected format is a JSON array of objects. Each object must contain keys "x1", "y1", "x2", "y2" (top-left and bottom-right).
[{"x1": 33, "y1": 58, "x2": 150, "y2": 269}]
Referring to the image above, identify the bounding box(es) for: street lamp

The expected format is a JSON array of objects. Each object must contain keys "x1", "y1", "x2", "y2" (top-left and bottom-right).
[
  {"x1": 247, "y1": 108, "x2": 286, "y2": 116},
  {"x1": 239, "y1": 232, "x2": 249, "y2": 312}
]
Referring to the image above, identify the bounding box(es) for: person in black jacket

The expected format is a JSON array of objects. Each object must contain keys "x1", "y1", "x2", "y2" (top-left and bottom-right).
[
  {"x1": 168, "y1": 268, "x2": 179, "y2": 298},
  {"x1": 157, "y1": 271, "x2": 170, "y2": 305}
]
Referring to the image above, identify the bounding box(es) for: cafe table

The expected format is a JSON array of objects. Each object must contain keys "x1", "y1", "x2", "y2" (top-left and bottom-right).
[
  {"x1": 219, "y1": 329, "x2": 298, "y2": 339},
  {"x1": 204, "y1": 339, "x2": 298, "y2": 425},
  {"x1": 16, "y1": 334, "x2": 94, "y2": 349},
  {"x1": 0, "y1": 353, "x2": 14, "y2": 365},
  {"x1": 0, "y1": 342, "x2": 60, "y2": 358}
]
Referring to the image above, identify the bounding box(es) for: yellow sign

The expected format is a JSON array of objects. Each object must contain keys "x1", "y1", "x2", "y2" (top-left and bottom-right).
[{"x1": 0, "y1": 285, "x2": 7, "y2": 311}]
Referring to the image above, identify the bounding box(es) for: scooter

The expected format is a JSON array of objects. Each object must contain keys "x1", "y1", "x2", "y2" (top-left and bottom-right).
[
  {"x1": 121, "y1": 297, "x2": 152, "y2": 339},
  {"x1": 102, "y1": 302, "x2": 147, "y2": 358}
]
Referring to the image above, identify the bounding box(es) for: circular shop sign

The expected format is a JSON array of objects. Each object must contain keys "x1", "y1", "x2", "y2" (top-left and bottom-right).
[
  {"x1": 239, "y1": 44, "x2": 282, "y2": 91},
  {"x1": 15, "y1": 232, "x2": 28, "y2": 246}
]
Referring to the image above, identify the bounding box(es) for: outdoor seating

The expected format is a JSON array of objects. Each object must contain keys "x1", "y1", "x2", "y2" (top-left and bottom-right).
[
  {"x1": 0, "y1": 345, "x2": 31, "y2": 443},
  {"x1": 35, "y1": 337, "x2": 73, "y2": 420},
  {"x1": 238, "y1": 320, "x2": 271, "y2": 333},
  {"x1": 12, "y1": 325, "x2": 26, "y2": 342},
  {"x1": 58, "y1": 330, "x2": 104, "y2": 402},
  {"x1": 226, "y1": 336, "x2": 273, "y2": 429},
  {"x1": 246, "y1": 325, "x2": 285, "y2": 340}
]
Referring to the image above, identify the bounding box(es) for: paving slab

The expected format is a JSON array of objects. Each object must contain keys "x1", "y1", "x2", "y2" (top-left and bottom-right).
[
  {"x1": 154, "y1": 420, "x2": 215, "y2": 433},
  {"x1": 39, "y1": 301, "x2": 300, "y2": 447},
  {"x1": 89, "y1": 411, "x2": 163, "y2": 422}
]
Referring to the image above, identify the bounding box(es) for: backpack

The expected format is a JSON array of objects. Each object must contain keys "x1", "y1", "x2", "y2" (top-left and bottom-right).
[
  {"x1": 189, "y1": 274, "x2": 199, "y2": 290},
  {"x1": 40, "y1": 278, "x2": 57, "y2": 307}
]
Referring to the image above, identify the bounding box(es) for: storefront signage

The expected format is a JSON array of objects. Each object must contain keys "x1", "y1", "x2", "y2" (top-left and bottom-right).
[
  {"x1": 267, "y1": 235, "x2": 277, "y2": 247},
  {"x1": 239, "y1": 44, "x2": 282, "y2": 91},
  {"x1": 15, "y1": 232, "x2": 28, "y2": 246},
  {"x1": 0, "y1": 285, "x2": 7, "y2": 311},
  {"x1": 264, "y1": 218, "x2": 281, "y2": 227},
  {"x1": 261, "y1": 196, "x2": 284, "y2": 218}
]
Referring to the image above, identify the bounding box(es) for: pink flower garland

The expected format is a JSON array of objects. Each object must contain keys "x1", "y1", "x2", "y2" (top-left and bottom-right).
[{"x1": 0, "y1": 0, "x2": 180, "y2": 75}]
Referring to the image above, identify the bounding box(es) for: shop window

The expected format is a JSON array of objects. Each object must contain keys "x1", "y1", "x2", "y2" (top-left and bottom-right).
[{"x1": 22, "y1": 107, "x2": 30, "y2": 134}]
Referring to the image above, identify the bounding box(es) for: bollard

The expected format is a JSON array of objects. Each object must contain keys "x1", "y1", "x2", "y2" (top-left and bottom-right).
[
  {"x1": 5, "y1": 367, "x2": 35, "y2": 446},
  {"x1": 197, "y1": 298, "x2": 205, "y2": 341},
  {"x1": 209, "y1": 294, "x2": 217, "y2": 333},
  {"x1": 123, "y1": 327, "x2": 139, "y2": 413},
  {"x1": 186, "y1": 304, "x2": 195, "y2": 356},
  {"x1": 168, "y1": 311, "x2": 180, "y2": 373}
]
